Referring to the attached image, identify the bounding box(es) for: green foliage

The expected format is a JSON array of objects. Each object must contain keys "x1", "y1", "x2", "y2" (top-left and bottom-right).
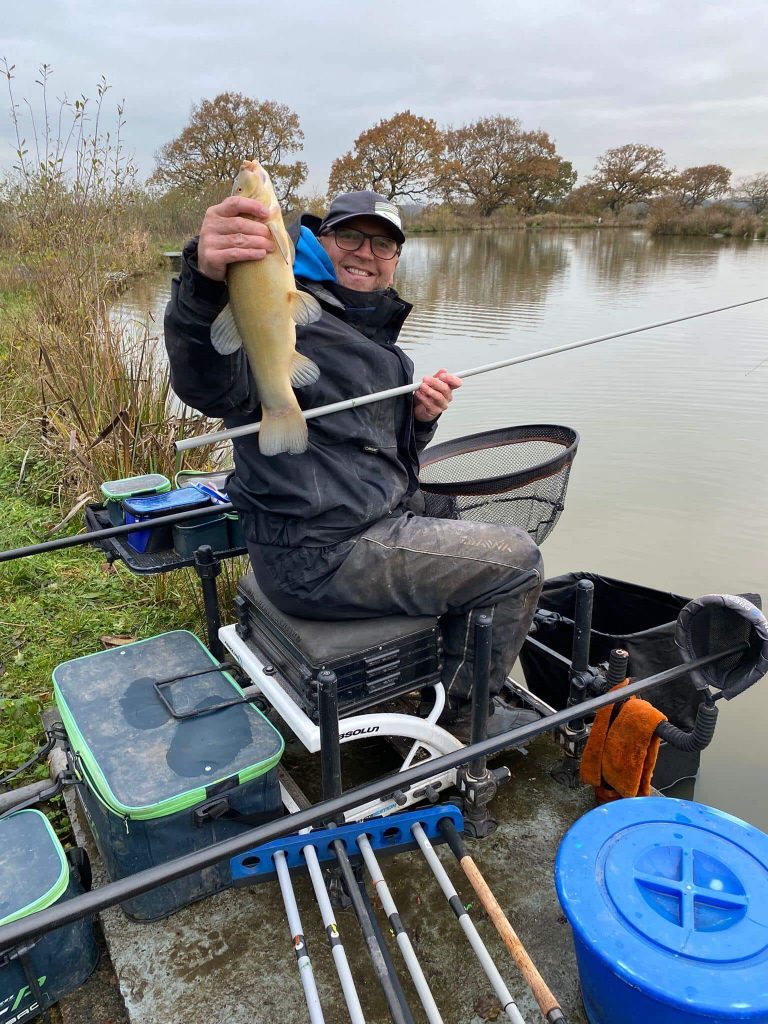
[{"x1": 0, "y1": 443, "x2": 201, "y2": 783}]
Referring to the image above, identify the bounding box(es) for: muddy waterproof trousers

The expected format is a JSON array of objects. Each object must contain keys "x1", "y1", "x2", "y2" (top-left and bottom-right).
[{"x1": 248, "y1": 513, "x2": 543, "y2": 703}]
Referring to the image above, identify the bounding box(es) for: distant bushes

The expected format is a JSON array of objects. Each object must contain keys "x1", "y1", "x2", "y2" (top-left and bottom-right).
[{"x1": 647, "y1": 199, "x2": 766, "y2": 238}]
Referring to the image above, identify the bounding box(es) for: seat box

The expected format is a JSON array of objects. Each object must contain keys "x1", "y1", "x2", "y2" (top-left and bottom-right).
[
  {"x1": 235, "y1": 573, "x2": 442, "y2": 722},
  {"x1": 0, "y1": 810, "x2": 98, "y2": 1022},
  {"x1": 52, "y1": 631, "x2": 284, "y2": 921}
]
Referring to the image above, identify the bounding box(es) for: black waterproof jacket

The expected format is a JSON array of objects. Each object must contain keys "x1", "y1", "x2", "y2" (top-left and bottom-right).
[{"x1": 164, "y1": 215, "x2": 438, "y2": 558}]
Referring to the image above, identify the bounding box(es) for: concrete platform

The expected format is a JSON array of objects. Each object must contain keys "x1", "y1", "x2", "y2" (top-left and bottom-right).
[{"x1": 58, "y1": 735, "x2": 593, "y2": 1024}]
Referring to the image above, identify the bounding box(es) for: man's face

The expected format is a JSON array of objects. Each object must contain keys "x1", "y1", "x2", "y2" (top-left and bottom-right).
[{"x1": 319, "y1": 216, "x2": 401, "y2": 292}]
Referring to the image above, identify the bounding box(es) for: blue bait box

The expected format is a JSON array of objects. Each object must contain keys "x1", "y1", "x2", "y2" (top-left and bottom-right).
[
  {"x1": 53, "y1": 631, "x2": 284, "y2": 921},
  {"x1": 0, "y1": 810, "x2": 98, "y2": 1022},
  {"x1": 123, "y1": 489, "x2": 211, "y2": 553},
  {"x1": 556, "y1": 797, "x2": 768, "y2": 1023}
]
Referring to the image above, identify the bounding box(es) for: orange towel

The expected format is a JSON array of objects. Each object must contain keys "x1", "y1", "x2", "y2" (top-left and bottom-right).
[{"x1": 580, "y1": 682, "x2": 667, "y2": 803}]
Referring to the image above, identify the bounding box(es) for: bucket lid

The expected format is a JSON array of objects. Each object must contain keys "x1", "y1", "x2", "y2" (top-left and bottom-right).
[
  {"x1": 555, "y1": 797, "x2": 768, "y2": 1017},
  {"x1": 100, "y1": 473, "x2": 170, "y2": 500},
  {"x1": 0, "y1": 810, "x2": 68, "y2": 926},
  {"x1": 52, "y1": 631, "x2": 284, "y2": 820}
]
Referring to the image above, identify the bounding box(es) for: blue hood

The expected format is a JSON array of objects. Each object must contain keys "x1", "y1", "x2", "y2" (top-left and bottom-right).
[{"x1": 293, "y1": 226, "x2": 336, "y2": 283}]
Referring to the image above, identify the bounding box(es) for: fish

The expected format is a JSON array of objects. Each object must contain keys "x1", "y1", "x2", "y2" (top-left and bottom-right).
[{"x1": 210, "y1": 159, "x2": 322, "y2": 456}]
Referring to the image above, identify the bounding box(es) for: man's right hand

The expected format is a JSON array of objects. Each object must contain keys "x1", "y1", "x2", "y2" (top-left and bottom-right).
[{"x1": 197, "y1": 196, "x2": 276, "y2": 281}]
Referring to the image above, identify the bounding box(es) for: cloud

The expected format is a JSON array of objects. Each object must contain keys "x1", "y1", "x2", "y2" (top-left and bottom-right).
[{"x1": 3, "y1": 0, "x2": 767, "y2": 195}]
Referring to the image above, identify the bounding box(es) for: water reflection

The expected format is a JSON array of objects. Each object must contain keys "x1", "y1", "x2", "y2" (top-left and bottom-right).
[{"x1": 116, "y1": 231, "x2": 768, "y2": 830}]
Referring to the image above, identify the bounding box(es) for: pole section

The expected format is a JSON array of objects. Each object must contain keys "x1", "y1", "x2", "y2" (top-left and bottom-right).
[{"x1": 175, "y1": 295, "x2": 768, "y2": 453}]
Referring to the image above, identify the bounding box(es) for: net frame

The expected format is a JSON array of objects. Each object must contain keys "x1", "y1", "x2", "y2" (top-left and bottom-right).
[{"x1": 418, "y1": 425, "x2": 579, "y2": 544}]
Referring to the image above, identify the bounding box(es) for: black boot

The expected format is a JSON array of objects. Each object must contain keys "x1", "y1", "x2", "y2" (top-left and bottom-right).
[{"x1": 438, "y1": 697, "x2": 540, "y2": 745}]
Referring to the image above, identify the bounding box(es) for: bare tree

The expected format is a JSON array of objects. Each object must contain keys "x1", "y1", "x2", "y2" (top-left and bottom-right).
[{"x1": 732, "y1": 173, "x2": 768, "y2": 215}]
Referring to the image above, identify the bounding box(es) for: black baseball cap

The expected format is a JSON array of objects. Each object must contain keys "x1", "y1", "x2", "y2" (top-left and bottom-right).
[{"x1": 319, "y1": 190, "x2": 405, "y2": 245}]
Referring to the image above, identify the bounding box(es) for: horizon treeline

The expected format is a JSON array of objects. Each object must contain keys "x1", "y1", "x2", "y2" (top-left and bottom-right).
[{"x1": 147, "y1": 92, "x2": 768, "y2": 220}]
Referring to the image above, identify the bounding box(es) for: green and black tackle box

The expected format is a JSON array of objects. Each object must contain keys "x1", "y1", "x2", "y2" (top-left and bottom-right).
[
  {"x1": 53, "y1": 631, "x2": 284, "y2": 921},
  {"x1": 0, "y1": 810, "x2": 98, "y2": 1023}
]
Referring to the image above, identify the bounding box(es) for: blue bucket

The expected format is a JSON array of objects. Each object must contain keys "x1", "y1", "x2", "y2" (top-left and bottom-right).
[{"x1": 555, "y1": 797, "x2": 768, "y2": 1023}]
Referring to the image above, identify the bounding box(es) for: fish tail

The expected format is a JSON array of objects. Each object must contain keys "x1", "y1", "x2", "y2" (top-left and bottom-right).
[{"x1": 259, "y1": 407, "x2": 309, "y2": 456}]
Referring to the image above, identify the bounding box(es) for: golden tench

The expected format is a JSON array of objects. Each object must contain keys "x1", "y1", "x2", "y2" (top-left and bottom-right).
[{"x1": 210, "y1": 159, "x2": 322, "y2": 455}]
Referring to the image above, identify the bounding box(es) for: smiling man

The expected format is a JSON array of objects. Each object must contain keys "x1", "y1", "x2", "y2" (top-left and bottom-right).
[{"x1": 165, "y1": 189, "x2": 543, "y2": 741}]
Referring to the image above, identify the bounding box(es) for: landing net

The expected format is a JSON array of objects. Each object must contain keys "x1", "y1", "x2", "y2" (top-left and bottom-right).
[{"x1": 419, "y1": 424, "x2": 579, "y2": 544}]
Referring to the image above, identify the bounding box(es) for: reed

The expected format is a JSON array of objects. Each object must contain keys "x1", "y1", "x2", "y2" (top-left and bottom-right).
[
  {"x1": 648, "y1": 199, "x2": 765, "y2": 238},
  {"x1": 2, "y1": 63, "x2": 216, "y2": 497}
]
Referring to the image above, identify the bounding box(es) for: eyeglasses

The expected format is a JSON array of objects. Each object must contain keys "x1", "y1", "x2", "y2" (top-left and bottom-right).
[{"x1": 327, "y1": 227, "x2": 401, "y2": 260}]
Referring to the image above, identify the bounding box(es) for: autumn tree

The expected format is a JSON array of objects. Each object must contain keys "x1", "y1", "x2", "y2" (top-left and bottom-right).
[
  {"x1": 586, "y1": 144, "x2": 673, "y2": 212},
  {"x1": 732, "y1": 172, "x2": 768, "y2": 215},
  {"x1": 440, "y1": 116, "x2": 576, "y2": 216},
  {"x1": 151, "y1": 92, "x2": 307, "y2": 205},
  {"x1": 671, "y1": 164, "x2": 731, "y2": 208},
  {"x1": 327, "y1": 111, "x2": 443, "y2": 202}
]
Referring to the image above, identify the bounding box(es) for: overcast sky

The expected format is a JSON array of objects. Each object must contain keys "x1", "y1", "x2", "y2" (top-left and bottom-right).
[{"x1": 3, "y1": 0, "x2": 767, "y2": 197}]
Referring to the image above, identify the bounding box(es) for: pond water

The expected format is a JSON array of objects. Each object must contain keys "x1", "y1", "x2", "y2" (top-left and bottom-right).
[{"x1": 117, "y1": 229, "x2": 768, "y2": 831}]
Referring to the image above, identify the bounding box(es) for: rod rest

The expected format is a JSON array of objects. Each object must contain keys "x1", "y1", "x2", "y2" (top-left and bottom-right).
[{"x1": 654, "y1": 699, "x2": 719, "y2": 752}]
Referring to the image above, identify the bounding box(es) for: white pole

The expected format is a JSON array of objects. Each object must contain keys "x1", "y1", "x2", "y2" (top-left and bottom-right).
[
  {"x1": 274, "y1": 850, "x2": 326, "y2": 1023},
  {"x1": 174, "y1": 295, "x2": 768, "y2": 453},
  {"x1": 412, "y1": 823, "x2": 527, "y2": 1024}
]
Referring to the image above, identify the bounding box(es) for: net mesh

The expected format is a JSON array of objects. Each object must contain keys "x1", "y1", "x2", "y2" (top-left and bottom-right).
[{"x1": 419, "y1": 425, "x2": 579, "y2": 544}]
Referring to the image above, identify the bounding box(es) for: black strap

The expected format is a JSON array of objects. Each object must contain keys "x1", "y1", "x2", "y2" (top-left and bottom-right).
[
  {"x1": 18, "y1": 944, "x2": 52, "y2": 1024},
  {"x1": 193, "y1": 797, "x2": 284, "y2": 829}
]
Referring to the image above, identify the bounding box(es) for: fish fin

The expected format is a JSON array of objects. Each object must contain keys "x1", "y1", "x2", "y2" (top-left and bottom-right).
[
  {"x1": 289, "y1": 351, "x2": 320, "y2": 388},
  {"x1": 259, "y1": 408, "x2": 309, "y2": 456},
  {"x1": 210, "y1": 304, "x2": 243, "y2": 355},
  {"x1": 267, "y1": 221, "x2": 292, "y2": 266},
  {"x1": 288, "y1": 290, "x2": 323, "y2": 326}
]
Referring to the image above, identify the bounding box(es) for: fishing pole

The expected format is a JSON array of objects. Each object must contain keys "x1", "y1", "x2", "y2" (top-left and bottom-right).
[
  {"x1": 411, "y1": 822, "x2": 526, "y2": 1024},
  {"x1": 0, "y1": 643, "x2": 752, "y2": 950},
  {"x1": 439, "y1": 818, "x2": 568, "y2": 1024},
  {"x1": 357, "y1": 832, "x2": 444, "y2": 1024},
  {"x1": 274, "y1": 849, "x2": 326, "y2": 1023},
  {"x1": 0, "y1": 502, "x2": 234, "y2": 563},
  {"x1": 174, "y1": 295, "x2": 768, "y2": 453}
]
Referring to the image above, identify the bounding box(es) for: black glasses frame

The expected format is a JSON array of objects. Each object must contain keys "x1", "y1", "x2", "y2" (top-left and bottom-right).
[{"x1": 326, "y1": 227, "x2": 401, "y2": 260}]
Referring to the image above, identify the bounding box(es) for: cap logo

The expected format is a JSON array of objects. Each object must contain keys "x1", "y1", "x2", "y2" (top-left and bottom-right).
[{"x1": 374, "y1": 201, "x2": 402, "y2": 229}]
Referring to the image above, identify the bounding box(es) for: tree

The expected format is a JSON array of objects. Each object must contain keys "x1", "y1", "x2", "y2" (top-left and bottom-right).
[
  {"x1": 440, "y1": 116, "x2": 576, "y2": 217},
  {"x1": 732, "y1": 172, "x2": 768, "y2": 215},
  {"x1": 671, "y1": 164, "x2": 731, "y2": 208},
  {"x1": 151, "y1": 92, "x2": 306, "y2": 205},
  {"x1": 586, "y1": 143, "x2": 673, "y2": 212},
  {"x1": 327, "y1": 111, "x2": 443, "y2": 202}
]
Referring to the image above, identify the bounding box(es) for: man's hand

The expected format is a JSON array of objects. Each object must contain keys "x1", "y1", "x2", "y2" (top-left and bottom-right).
[
  {"x1": 197, "y1": 196, "x2": 275, "y2": 281},
  {"x1": 413, "y1": 369, "x2": 462, "y2": 422}
]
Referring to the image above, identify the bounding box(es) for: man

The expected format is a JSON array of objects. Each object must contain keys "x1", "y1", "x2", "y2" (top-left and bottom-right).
[{"x1": 165, "y1": 189, "x2": 543, "y2": 741}]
